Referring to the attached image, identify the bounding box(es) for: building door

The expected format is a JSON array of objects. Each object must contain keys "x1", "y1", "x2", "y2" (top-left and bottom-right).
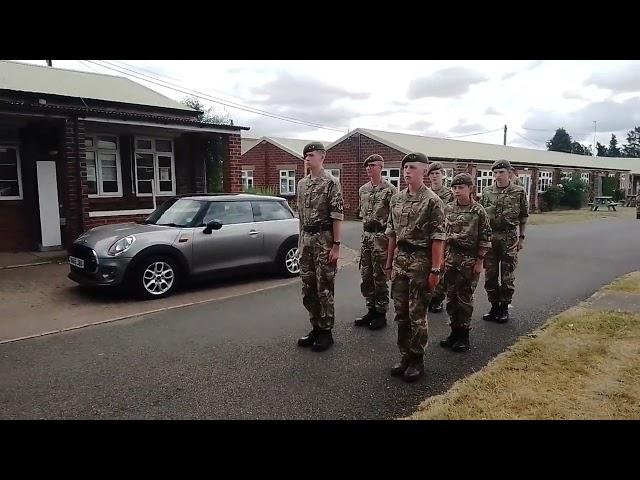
[{"x1": 36, "y1": 161, "x2": 62, "y2": 249}]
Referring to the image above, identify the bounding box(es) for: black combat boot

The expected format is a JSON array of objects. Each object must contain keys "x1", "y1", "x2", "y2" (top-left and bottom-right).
[
  {"x1": 354, "y1": 309, "x2": 377, "y2": 326},
  {"x1": 451, "y1": 329, "x2": 470, "y2": 352},
  {"x1": 368, "y1": 311, "x2": 387, "y2": 330},
  {"x1": 496, "y1": 303, "x2": 510, "y2": 323},
  {"x1": 390, "y1": 356, "x2": 410, "y2": 377},
  {"x1": 311, "y1": 330, "x2": 334, "y2": 352},
  {"x1": 403, "y1": 356, "x2": 425, "y2": 382},
  {"x1": 429, "y1": 299, "x2": 444, "y2": 313},
  {"x1": 439, "y1": 329, "x2": 459, "y2": 349},
  {"x1": 482, "y1": 303, "x2": 500, "y2": 322},
  {"x1": 297, "y1": 328, "x2": 320, "y2": 347}
]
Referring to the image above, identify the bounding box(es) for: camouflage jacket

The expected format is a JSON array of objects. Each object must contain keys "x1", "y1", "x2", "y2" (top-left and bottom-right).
[
  {"x1": 480, "y1": 181, "x2": 528, "y2": 231},
  {"x1": 359, "y1": 179, "x2": 397, "y2": 230},
  {"x1": 385, "y1": 184, "x2": 446, "y2": 250},
  {"x1": 297, "y1": 169, "x2": 344, "y2": 230},
  {"x1": 444, "y1": 200, "x2": 492, "y2": 266},
  {"x1": 432, "y1": 185, "x2": 453, "y2": 204},
  {"x1": 636, "y1": 192, "x2": 640, "y2": 219}
]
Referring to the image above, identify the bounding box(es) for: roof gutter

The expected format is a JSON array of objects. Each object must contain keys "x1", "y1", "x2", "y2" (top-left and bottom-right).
[{"x1": 82, "y1": 116, "x2": 247, "y2": 134}]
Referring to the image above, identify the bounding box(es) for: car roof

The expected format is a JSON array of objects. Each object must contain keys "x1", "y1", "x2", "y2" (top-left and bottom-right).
[{"x1": 177, "y1": 193, "x2": 286, "y2": 202}]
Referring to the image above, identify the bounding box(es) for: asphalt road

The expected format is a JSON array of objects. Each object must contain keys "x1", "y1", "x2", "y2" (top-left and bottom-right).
[{"x1": 1, "y1": 217, "x2": 639, "y2": 419}]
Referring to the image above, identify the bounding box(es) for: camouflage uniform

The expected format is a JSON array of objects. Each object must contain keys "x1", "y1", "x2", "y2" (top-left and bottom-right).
[
  {"x1": 636, "y1": 191, "x2": 640, "y2": 219},
  {"x1": 359, "y1": 178, "x2": 397, "y2": 314},
  {"x1": 297, "y1": 169, "x2": 344, "y2": 331},
  {"x1": 387, "y1": 182, "x2": 446, "y2": 360},
  {"x1": 429, "y1": 184, "x2": 453, "y2": 309},
  {"x1": 480, "y1": 165, "x2": 528, "y2": 307},
  {"x1": 444, "y1": 197, "x2": 492, "y2": 330}
]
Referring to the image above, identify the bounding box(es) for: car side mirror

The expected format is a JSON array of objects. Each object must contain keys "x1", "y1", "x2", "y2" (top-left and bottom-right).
[{"x1": 203, "y1": 220, "x2": 223, "y2": 234}]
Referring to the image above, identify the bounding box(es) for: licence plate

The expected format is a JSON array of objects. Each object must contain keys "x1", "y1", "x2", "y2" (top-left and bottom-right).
[{"x1": 69, "y1": 256, "x2": 85, "y2": 269}]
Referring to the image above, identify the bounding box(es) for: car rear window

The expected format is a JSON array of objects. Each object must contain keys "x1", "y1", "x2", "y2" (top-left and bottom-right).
[{"x1": 252, "y1": 201, "x2": 294, "y2": 221}]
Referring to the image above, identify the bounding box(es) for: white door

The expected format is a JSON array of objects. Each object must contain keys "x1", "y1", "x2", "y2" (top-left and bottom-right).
[
  {"x1": 518, "y1": 173, "x2": 532, "y2": 202},
  {"x1": 36, "y1": 161, "x2": 62, "y2": 249}
]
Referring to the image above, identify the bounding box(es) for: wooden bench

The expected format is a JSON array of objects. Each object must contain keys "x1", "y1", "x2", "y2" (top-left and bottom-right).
[{"x1": 590, "y1": 201, "x2": 618, "y2": 211}]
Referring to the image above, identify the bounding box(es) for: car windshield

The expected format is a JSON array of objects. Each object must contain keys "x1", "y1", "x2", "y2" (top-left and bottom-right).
[{"x1": 145, "y1": 198, "x2": 205, "y2": 227}]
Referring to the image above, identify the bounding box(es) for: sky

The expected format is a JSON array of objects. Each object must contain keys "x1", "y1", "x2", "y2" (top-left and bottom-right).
[{"x1": 17, "y1": 60, "x2": 640, "y2": 150}]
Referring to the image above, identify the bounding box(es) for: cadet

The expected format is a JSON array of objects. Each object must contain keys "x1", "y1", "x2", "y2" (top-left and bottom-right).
[
  {"x1": 480, "y1": 159, "x2": 528, "y2": 323},
  {"x1": 439, "y1": 173, "x2": 492, "y2": 352},
  {"x1": 296, "y1": 142, "x2": 344, "y2": 352},
  {"x1": 426, "y1": 161, "x2": 453, "y2": 314},
  {"x1": 385, "y1": 153, "x2": 445, "y2": 382},
  {"x1": 355, "y1": 154, "x2": 397, "y2": 330}
]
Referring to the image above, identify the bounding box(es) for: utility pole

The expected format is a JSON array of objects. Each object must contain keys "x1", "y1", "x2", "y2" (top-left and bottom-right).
[
  {"x1": 503, "y1": 125, "x2": 507, "y2": 146},
  {"x1": 593, "y1": 120, "x2": 597, "y2": 157},
  {"x1": 46, "y1": 60, "x2": 52, "y2": 67}
]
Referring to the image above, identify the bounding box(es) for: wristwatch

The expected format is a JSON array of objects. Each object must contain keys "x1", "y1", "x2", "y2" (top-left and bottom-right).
[
  {"x1": 519, "y1": 235, "x2": 525, "y2": 239},
  {"x1": 430, "y1": 268, "x2": 442, "y2": 275},
  {"x1": 333, "y1": 241, "x2": 341, "y2": 246}
]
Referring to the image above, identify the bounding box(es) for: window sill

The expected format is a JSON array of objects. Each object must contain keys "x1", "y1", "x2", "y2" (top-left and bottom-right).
[
  {"x1": 0, "y1": 196, "x2": 23, "y2": 201},
  {"x1": 88, "y1": 194, "x2": 124, "y2": 199}
]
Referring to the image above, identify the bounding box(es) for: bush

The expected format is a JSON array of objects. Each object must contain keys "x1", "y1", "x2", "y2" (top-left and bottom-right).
[
  {"x1": 612, "y1": 188, "x2": 626, "y2": 202},
  {"x1": 542, "y1": 186, "x2": 564, "y2": 211},
  {"x1": 560, "y1": 178, "x2": 588, "y2": 209}
]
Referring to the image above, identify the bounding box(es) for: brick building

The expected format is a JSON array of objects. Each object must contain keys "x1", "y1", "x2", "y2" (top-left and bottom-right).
[
  {"x1": 241, "y1": 128, "x2": 639, "y2": 218},
  {"x1": 0, "y1": 61, "x2": 247, "y2": 252}
]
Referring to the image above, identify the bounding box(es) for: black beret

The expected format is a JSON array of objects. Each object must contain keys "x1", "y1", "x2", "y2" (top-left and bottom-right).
[
  {"x1": 427, "y1": 161, "x2": 444, "y2": 175},
  {"x1": 451, "y1": 172, "x2": 474, "y2": 187},
  {"x1": 363, "y1": 154, "x2": 384, "y2": 167},
  {"x1": 401, "y1": 152, "x2": 429, "y2": 170},
  {"x1": 491, "y1": 159, "x2": 512, "y2": 171},
  {"x1": 303, "y1": 142, "x2": 326, "y2": 157}
]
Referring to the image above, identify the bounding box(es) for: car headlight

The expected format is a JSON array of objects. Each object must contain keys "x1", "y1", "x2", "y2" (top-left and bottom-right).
[{"x1": 108, "y1": 235, "x2": 136, "y2": 256}]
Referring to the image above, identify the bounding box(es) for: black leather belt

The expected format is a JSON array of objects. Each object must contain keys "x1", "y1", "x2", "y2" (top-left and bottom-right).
[
  {"x1": 303, "y1": 223, "x2": 333, "y2": 234},
  {"x1": 363, "y1": 221, "x2": 384, "y2": 233}
]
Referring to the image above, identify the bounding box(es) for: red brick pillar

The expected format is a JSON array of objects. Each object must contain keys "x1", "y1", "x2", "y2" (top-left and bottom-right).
[
  {"x1": 223, "y1": 133, "x2": 242, "y2": 193},
  {"x1": 63, "y1": 117, "x2": 89, "y2": 247},
  {"x1": 531, "y1": 167, "x2": 540, "y2": 212}
]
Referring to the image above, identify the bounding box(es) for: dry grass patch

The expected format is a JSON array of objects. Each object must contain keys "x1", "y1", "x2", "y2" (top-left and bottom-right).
[{"x1": 527, "y1": 207, "x2": 635, "y2": 225}]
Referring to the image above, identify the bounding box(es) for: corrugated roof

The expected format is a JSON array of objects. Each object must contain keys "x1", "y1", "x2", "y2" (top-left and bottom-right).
[
  {"x1": 242, "y1": 136, "x2": 334, "y2": 159},
  {"x1": 0, "y1": 60, "x2": 195, "y2": 112},
  {"x1": 337, "y1": 128, "x2": 640, "y2": 174}
]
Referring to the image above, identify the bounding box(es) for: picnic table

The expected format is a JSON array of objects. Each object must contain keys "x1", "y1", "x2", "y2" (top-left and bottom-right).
[{"x1": 588, "y1": 196, "x2": 618, "y2": 211}]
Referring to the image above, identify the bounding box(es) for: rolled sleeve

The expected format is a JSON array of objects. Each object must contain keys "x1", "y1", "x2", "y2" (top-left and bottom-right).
[
  {"x1": 479, "y1": 207, "x2": 492, "y2": 249},
  {"x1": 429, "y1": 198, "x2": 446, "y2": 241},
  {"x1": 328, "y1": 180, "x2": 344, "y2": 221},
  {"x1": 385, "y1": 203, "x2": 396, "y2": 237},
  {"x1": 519, "y1": 190, "x2": 529, "y2": 224}
]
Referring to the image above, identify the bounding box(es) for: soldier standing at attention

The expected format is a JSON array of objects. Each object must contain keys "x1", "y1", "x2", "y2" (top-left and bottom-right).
[
  {"x1": 510, "y1": 167, "x2": 524, "y2": 187},
  {"x1": 480, "y1": 160, "x2": 528, "y2": 324},
  {"x1": 355, "y1": 154, "x2": 397, "y2": 330},
  {"x1": 384, "y1": 153, "x2": 446, "y2": 382},
  {"x1": 296, "y1": 142, "x2": 344, "y2": 352},
  {"x1": 439, "y1": 173, "x2": 492, "y2": 352},
  {"x1": 426, "y1": 161, "x2": 453, "y2": 314}
]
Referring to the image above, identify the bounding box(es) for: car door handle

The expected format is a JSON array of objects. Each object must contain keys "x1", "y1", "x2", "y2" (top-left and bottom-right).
[{"x1": 248, "y1": 230, "x2": 260, "y2": 236}]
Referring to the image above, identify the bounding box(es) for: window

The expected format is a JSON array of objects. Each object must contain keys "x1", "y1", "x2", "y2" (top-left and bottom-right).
[
  {"x1": 202, "y1": 201, "x2": 253, "y2": 225},
  {"x1": 85, "y1": 135, "x2": 122, "y2": 197},
  {"x1": 443, "y1": 168, "x2": 454, "y2": 188},
  {"x1": 280, "y1": 170, "x2": 296, "y2": 195},
  {"x1": 581, "y1": 172, "x2": 590, "y2": 183},
  {"x1": 252, "y1": 201, "x2": 294, "y2": 222},
  {"x1": 242, "y1": 170, "x2": 254, "y2": 191},
  {"x1": 146, "y1": 198, "x2": 204, "y2": 227},
  {"x1": 561, "y1": 171, "x2": 572, "y2": 181},
  {"x1": 381, "y1": 168, "x2": 400, "y2": 189},
  {"x1": 538, "y1": 171, "x2": 553, "y2": 193},
  {"x1": 518, "y1": 174, "x2": 532, "y2": 202},
  {"x1": 0, "y1": 146, "x2": 23, "y2": 200},
  {"x1": 476, "y1": 170, "x2": 493, "y2": 195},
  {"x1": 135, "y1": 137, "x2": 175, "y2": 196},
  {"x1": 328, "y1": 168, "x2": 341, "y2": 181}
]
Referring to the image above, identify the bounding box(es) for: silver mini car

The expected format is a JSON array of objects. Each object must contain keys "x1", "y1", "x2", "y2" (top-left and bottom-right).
[{"x1": 68, "y1": 194, "x2": 300, "y2": 299}]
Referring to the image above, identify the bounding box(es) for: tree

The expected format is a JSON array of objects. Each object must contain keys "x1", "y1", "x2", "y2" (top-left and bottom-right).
[
  {"x1": 180, "y1": 96, "x2": 234, "y2": 192},
  {"x1": 596, "y1": 142, "x2": 608, "y2": 157},
  {"x1": 546, "y1": 128, "x2": 572, "y2": 153},
  {"x1": 622, "y1": 126, "x2": 640, "y2": 158},
  {"x1": 570, "y1": 142, "x2": 592, "y2": 156},
  {"x1": 607, "y1": 134, "x2": 621, "y2": 157}
]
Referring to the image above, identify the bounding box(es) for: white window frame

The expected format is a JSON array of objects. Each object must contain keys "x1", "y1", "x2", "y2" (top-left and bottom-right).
[
  {"x1": 538, "y1": 171, "x2": 553, "y2": 193},
  {"x1": 381, "y1": 167, "x2": 400, "y2": 189},
  {"x1": 280, "y1": 170, "x2": 296, "y2": 195},
  {"x1": 561, "y1": 171, "x2": 572, "y2": 181},
  {"x1": 476, "y1": 169, "x2": 493, "y2": 195},
  {"x1": 134, "y1": 137, "x2": 176, "y2": 197},
  {"x1": 85, "y1": 134, "x2": 123, "y2": 198},
  {"x1": 518, "y1": 173, "x2": 532, "y2": 202},
  {"x1": 581, "y1": 172, "x2": 590, "y2": 183},
  {"x1": 241, "y1": 169, "x2": 254, "y2": 191},
  {"x1": 0, "y1": 145, "x2": 23, "y2": 201},
  {"x1": 443, "y1": 168, "x2": 454, "y2": 188}
]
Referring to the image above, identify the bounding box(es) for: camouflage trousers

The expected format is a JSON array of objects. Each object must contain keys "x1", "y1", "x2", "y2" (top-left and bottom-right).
[
  {"x1": 431, "y1": 273, "x2": 446, "y2": 306},
  {"x1": 484, "y1": 229, "x2": 519, "y2": 305},
  {"x1": 444, "y1": 255, "x2": 480, "y2": 330},
  {"x1": 300, "y1": 230, "x2": 337, "y2": 331},
  {"x1": 360, "y1": 232, "x2": 390, "y2": 313},
  {"x1": 391, "y1": 249, "x2": 432, "y2": 359}
]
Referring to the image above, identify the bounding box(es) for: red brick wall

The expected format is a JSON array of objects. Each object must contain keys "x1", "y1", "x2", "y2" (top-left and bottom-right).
[
  {"x1": 63, "y1": 117, "x2": 90, "y2": 249},
  {"x1": 86, "y1": 214, "x2": 149, "y2": 230},
  {"x1": 0, "y1": 203, "x2": 30, "y2": 251},
  {"x1": 224, "y1": 133, "x2": 242, "y2": 193}
]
